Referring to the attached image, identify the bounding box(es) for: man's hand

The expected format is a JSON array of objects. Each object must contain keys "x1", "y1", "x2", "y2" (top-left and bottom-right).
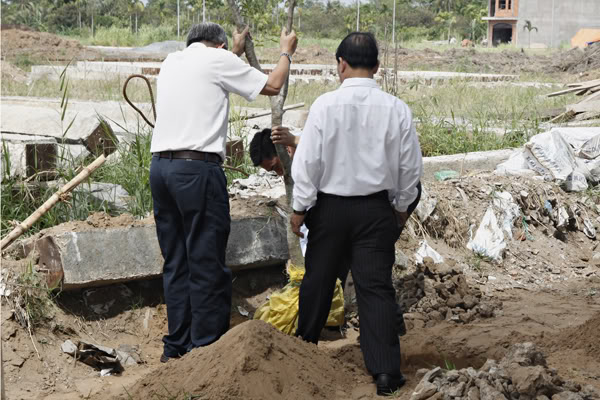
[
  {"x1": 395, "y1": 210, "x2": 409, "y2": 231},
  {"x1": 280, "y1": 28, "x2": 298, "y2": 56},
  {"x1": 271, "y1": 126, "x2": 298, "y2": 148},
  {"x1": 232, "y1": 26, "x2": 250, "y2": 57},
  {"x1": 291, "y1": 213, "x2": 305, "y2": 238}
]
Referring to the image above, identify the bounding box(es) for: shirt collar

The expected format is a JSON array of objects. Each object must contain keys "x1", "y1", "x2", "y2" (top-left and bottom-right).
[
  {"x1": 188, "y1": 42, "x2": 207, "y2": 49},
  {"x1": 340, "y1": 77, "x2": 379, "y2": 89}
]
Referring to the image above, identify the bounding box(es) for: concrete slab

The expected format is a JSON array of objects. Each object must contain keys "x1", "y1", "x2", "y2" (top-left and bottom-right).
[
  {"x1": 1, "y1": 96, "x2": 152, "y2": 141},
  {"x1": 23, "y1": 216, "x2": 288, "y2": 289},
  {"x1": 422, "y1": 149, "x2": 516, "y2": 180},
  {"x1": 30, "y1": 61, "x2": 516, "y2": 85}
]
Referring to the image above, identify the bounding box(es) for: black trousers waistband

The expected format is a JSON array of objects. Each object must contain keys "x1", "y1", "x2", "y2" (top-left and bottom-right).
[
  {"x1": 317, "y1": 190, "x2": 389, "y2": 200},
  {"x1": 154, "y1": 151, "x2": 222, "y2": 164}
]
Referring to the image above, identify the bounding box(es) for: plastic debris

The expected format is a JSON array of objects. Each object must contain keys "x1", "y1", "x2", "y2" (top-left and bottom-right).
[
  {"x1": 434, "y1": 170, "x2": 460, "y2": 181},
  {"x1": 492, "y1": 191, "x2": 521, "y2": 239},
  {"x1": 61, "y1": 340, "x2": 141, "y2": 375},
  {"x1": 584, "y1": 218, "x2": 597, "y2": 239},
  {"x1": 237, "y1": 306, "x2": 250, "y2": 317},
  {"x1": 415, "y1": 186, "x2": 437, "y2": 222},
  {"x1": 415, "y1": 240, "x2": 444, "y2": 265},
  {"x1": 557, "y1": 207, "x2": 569, "y2": 229},
  {"x1": 467, "y1": 207, "x2": 506, "y2": 261}
]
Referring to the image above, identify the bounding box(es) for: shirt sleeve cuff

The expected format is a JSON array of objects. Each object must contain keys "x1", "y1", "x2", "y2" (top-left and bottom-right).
[
  {"x1": 246, "y1": 73, "x2": 268, "y2": 102},
  {"x1": 393, "y1": 191, "x2": 418, "y2": 213}
]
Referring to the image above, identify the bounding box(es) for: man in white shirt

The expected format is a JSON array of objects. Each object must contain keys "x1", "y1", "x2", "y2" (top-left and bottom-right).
[
  {"x1": 149, "y1": 22, "x2": 297, "y2": 363},
  {"x1": 290, "y1": 32, "x2": 423, "y2": 396}
]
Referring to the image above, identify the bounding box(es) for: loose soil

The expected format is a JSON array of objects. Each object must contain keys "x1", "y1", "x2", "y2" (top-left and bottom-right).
[
  {"x1": 1, "y1": 170, "x2": 599, "y2": 400},
  {"x1": 0, "y1": 29, "x2": 100, "y2": 64}
]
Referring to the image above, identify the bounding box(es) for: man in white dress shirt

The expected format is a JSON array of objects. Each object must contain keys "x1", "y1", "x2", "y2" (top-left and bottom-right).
[
  {"x1": 289, "y1": 32, "x2": 423, "y2": 395},
  {"x1": 149, "y1": 22, "x2": 297, "y2": 363}
]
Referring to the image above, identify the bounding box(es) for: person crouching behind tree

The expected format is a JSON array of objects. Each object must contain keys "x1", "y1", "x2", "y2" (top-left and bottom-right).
[{"x1": 249, "y1": 126, "x2": 422, "y2": 339}]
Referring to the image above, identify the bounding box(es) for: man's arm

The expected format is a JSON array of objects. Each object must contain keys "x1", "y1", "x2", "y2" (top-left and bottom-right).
[
  {"x1": 393, "y1": 109, "x2": 423, "y2": 214},
  {"x1": 260, "y1": 28, "x2": 298, "y2": 96},
  {"x1": 291, "y1": 104, "x2": 322, "y2": 209}
]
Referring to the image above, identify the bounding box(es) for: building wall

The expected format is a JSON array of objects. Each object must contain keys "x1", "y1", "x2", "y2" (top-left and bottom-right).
[{"x1": 517, "y1": 0, "x2": 600, "y2": 48}]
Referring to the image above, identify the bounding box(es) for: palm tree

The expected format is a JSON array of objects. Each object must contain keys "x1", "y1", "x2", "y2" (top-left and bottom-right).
[{"x1": 523, "y1": 20, "x2": 538, "y2": 48}]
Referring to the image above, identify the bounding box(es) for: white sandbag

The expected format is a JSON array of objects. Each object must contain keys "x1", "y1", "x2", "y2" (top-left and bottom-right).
[
  {"x1": 525, "y1": 130, "x2": 578, "y2": 181},
  {"x1": 467, "y1": 207, "x2": 506, "y2": 261},
  {"x1": 494, "y1": 150, "x2": 538, "y2": 177},
  {"x1": 415, "y1": 240, "x2": 444, "y2": 264}
]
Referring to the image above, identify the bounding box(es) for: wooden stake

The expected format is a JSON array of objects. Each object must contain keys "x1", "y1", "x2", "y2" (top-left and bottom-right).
[{"x1": 0, "y1": 154, "x2": 107, "y2": 251}]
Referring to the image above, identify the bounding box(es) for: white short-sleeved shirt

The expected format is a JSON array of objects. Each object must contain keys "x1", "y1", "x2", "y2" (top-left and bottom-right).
[{"x1": 150, "y1": 42, "x2": 268, "y2": 160}]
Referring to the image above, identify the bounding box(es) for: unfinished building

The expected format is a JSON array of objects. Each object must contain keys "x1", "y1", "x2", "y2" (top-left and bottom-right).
[{"x1": 483, "y1": 0, "x2": 600, "y2": 48}]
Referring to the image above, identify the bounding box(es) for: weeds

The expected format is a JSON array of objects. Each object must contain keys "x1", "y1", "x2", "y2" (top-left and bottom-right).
[{"x1": 443, "y1": 359, "x2": 457, "y2": 371}]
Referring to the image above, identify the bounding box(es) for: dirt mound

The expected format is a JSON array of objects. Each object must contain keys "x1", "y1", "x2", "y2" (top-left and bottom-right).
[
  {"x1": 548, "y1": 42, "x2": 600, "y2": 75},
  {"x1": 412, "y1": 343, "x2": 600, "y2": 400},
  {"x1": 552, "y1": 312, "x2": 600, "y2": 355},
  {"x1": 126, "y1": 320, "x2": 354, "y2": 400},
  {"x1": 258, "y1": 44, "x2": 335, "y2": 64},
  {"x1": 395, "y1": 258, "x2": 502, "y2": 329},
  {"x1": 0, "y1": 61, "x2": 28, "y2": 83},
  {"x1": 0, "y1": 28, "x2": 98, "y2": 61}
]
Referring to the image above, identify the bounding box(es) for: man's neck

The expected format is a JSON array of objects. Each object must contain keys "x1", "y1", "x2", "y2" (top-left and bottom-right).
[{"x1": 341, "y1": 68, "x2": 373, "y2": 82}]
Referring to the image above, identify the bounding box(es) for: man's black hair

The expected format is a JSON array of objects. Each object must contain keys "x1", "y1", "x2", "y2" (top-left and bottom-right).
[
  {"x1": 249, "y1": 128, "x2": 277, "y2": 166},
  {"x1": 335, "y1": 32, "x2": 378, "y2": 69},
  {"x1": 187, "y1": 22, "x2": 228, "y2": 49}
]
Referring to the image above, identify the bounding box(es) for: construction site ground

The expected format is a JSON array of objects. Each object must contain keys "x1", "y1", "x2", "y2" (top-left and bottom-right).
[
  {"x1": 2, "y1": 174, "x2": 600, "y2": 399},
  {"x1": 1, "y1": 27, "x2": 600, "y2": 400}
]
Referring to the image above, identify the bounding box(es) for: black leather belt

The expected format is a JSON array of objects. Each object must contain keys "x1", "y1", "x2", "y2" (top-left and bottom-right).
[{"x1": 155, "y1": 151, "x2": 222, "y2": 164}]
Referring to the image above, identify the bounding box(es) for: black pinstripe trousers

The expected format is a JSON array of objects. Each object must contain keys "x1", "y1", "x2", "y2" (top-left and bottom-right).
[{"x1": 296, "y1": 190, "x2": 401, "y2": 376}]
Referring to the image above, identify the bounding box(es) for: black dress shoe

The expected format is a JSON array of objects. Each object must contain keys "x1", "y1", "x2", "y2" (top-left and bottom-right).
[
  {"x1": 160, "y1": 354, "x2": 181, "y2": 363},
  {"x1": 375, "y1": 373, "x2": 406, "y2": 396}
]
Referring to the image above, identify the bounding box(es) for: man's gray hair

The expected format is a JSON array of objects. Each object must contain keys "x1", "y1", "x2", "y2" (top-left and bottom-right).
[{"x1": 186, "y1": 23, "x2": 228, "y2": 48}]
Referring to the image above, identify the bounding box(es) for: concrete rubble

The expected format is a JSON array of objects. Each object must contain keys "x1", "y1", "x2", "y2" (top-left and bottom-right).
[
  {"x1": 395, "y1": 257, "x2": 502, "y2": 329},
  {"x1": 411, "y1": 343, "x2": 600, "y2": 400},
  {"x1": 19, "y1": 215, "x2": 288, "y2": 289}
]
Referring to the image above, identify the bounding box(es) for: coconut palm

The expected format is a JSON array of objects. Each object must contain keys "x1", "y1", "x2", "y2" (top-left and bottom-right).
[{"x1": 523, "y1": 19, "x2": 538, "y2": 48}]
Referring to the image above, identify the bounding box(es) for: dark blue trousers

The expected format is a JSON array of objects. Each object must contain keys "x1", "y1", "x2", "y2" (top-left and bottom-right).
[{"x1": 150, "y1": 156, "x2": 231, "y2": 358}]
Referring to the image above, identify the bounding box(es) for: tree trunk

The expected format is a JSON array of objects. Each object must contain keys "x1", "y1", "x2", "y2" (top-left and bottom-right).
[
  {"x1": 78, "y1": 9, "x2": 82, "y2": 30},
  {"x1": 226, "y1": 0, "x2": 303, "y2": 267}
]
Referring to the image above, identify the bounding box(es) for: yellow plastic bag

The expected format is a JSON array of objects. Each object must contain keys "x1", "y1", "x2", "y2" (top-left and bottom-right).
[{"x1": 254, "y1": 264, "x2": 345, "y2": 335}]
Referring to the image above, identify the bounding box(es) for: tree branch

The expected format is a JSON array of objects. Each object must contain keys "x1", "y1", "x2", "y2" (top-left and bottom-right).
[
  {"x1": 226, "y1": 0, "x2": 263, "y2": 72},
  {"x1": 226, "y1": 0, "x2": 303, "y2": 266}
]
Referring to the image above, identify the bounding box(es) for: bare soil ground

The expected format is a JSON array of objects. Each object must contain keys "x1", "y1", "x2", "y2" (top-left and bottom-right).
[
  {"x1": 0, "y1": 29, "x2": 101, "y2": 64},
  {"x1": 1, "y1": 173, "x2": 599, "y2": 399},
  {"x1": 2, "y1": 28, "x2": 599, "y2": 79}
]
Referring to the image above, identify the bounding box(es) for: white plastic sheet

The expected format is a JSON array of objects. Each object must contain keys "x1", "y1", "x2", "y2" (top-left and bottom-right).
[
  {"x1": 467, "y1": 207, "x2": 506, "y2": 261},
  {"x1": 495, "y1": 127, "x2": 600, "y2": 192},
  {"x1": 415, "y1": 240, "x2": 444, "y2": 264},
  {"x1": 492, "y1": 191, "x2": 520, "y2": 239}
]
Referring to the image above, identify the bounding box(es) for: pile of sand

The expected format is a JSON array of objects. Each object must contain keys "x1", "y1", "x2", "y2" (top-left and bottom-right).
[
  {"x1": 0, "y1": 28, "x2": 98, "y2": 61},
  {"x1": 125, "y1": 320, "x2": 356, "y2": 400}
]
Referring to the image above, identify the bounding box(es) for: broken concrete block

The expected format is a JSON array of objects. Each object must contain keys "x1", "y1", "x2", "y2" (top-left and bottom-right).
[
  {"x1": 23, "y1": 216, "x2": 288, "y2": 289},
  {"x1": 84, "y1": 120, "x2": 118, "y2": 157},
  {"x1": 25, "y1": 143, "x2": 58, "y2": 179},
  {"x1": 76, "y1": 182, "x2": 131, "y2": 212}
]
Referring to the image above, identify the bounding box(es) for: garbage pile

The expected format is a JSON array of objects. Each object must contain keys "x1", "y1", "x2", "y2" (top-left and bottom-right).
[
  {"x1": 411, "y1": 343, "x2": 600, "y2": 400},
  {"x1": 395, "y1": 257, "x2": 502, "y2": 328},
  {"x1": 496, "y1": 127, "x2": 600, "y2": 192}
]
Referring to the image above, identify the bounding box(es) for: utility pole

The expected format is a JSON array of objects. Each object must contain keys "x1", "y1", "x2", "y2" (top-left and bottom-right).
[
  {"x1": 356, "y1": 0, "x2": 360, "y2": 31},
  {"x1": 203, "y1": 0, "x2": 206, "y2": 22},
  {"x1": 392, "y1": 0, "x2": 396, "y2": 44},
  {"x1": 177, "y1": 0, "x2": 180, "y2": 38}
]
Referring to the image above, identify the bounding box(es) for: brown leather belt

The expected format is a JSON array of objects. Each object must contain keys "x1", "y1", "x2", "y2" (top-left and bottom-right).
[{"x1": 155, "y1": 151, "x2": 222, "y2": 164}]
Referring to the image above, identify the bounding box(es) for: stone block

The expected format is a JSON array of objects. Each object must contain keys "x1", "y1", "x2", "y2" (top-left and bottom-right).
[{"x1": 23, "y1": 216, "x2": 288, "y2": 289}]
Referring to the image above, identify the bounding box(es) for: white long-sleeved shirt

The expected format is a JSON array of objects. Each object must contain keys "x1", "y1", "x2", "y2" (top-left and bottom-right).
[
  {"x1": 151, "y1": 42, "x2": 268, "y2": 160},
  {"x1": 291, "y1": 78, "x2": 423, "y2": 213}
]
